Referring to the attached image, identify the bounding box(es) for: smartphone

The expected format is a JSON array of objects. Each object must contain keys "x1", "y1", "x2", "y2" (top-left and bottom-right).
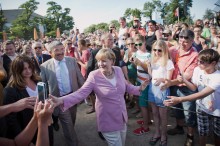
[
  {"x1": 109, "y1": 29, "x2": 113, "y2": 33},
  {"x1": 37, "y1": 82, "x2": 47, "y2": 103}
]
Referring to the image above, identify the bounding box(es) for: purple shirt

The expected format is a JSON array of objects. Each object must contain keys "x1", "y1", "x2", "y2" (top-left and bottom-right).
[{"x1": 60, "y1": 66, "x2": 141, "y2": 132}]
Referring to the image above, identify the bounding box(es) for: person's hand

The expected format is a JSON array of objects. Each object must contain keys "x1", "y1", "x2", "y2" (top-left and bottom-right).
[
  {"x1": 160, "y1": 79, "x2": 171, "y2": 90},
  {"x1": 49, "y1": 94, "x2": 64, "y2": 107},
  {"x1": 140, "y1": 78, "x2": 151, "y2": 91},
  {"x1": 163, "y1": 96, "x2": 181, "y2": 106},
  {"x1": 35, "y1": 100, "x2": 54, "y2": 126},
  {"x1": 13, "y1": 97, "x2": 37, "y2": 112},
  {"x1": 177, "y1": 75, "x2": 183, "y2": 83},
  {"x1": 153, "y1": 78, "x2": 164, "y2": 86},
  {"x1": 133, "y1": 57, "x2": 142, "y2": 66}
]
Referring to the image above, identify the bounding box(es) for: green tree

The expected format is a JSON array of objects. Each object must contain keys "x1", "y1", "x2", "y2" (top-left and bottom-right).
[
  {"x1": 142, "y1": 0, "x2": 162, "y2": 20},
  {"x1": 203, "y1": 9, "x2": 215, "y2": 20},
  {"x1": 0, "y1": 6, "x2": 6, "y2": 32},
  {"x1": 45, "y1": 1, "x2": 74, "y2": 35},
  {"x1": 162, "y1": 0, "x2": 193, "y2": 25},
  {"x1": 10, "y1": 0, "x2": 40, "y2": 39},
  {"x1": 124, "y1": 8, "x2": 142, "y2": 27}
]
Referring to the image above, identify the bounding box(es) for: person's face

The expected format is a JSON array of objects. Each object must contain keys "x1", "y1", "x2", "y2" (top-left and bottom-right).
[
  {"x1": 34, "y1": 45, "x2": 42, "y2": 56},
  {"x1": 4, "y1": 44, "x2": 16, "y2": 56},
  {"x1": 135, "y1": 41, "x2": 144, "y2": 51},
  {"x1": 193, "y1": 28, "x2": 201, "y2": 37},
  {"x1": 22, "y1": 62, "x2": 33, "y2": 79},
  {"x1": 198, "y1": 59, "x2": 215, "y2": 72},
  {"x1": 148, "y1": 23, "x2": 155, "y2": 31},
  {"x1": 210, "y1": 27, "x2": 217, "y2": 34},
  {"x1": 153, "y1": 45, "x2": 163, "y2": 57},
  {"x1": 97, "y1": 58, "x2": 113, "y2": 73},
  {"x1": 179, "y1": 35, "x2": 193, "y2": 50},
  {"x1": 119, "y1": 19, "x2": 126, "y2": 27},
  {"x1": 126, "y1": 40, "x2": 135, "y2": 50},
  {"x1": 25, "y1": 47, "x2": 32, "y2": 54},
  {"x1": 51, "y1": 45, "x2": 65, "y2": 61},
  {"x1": 104, "y1": 35, "x2": 114, "y2": 48},
  {"x1": 162, "y1": 33, "x2": 171, "y2": 41},
  {"x1": 67, "y1": 41, "x2": 72, "y2": 49},
  {"x1": 133, "y1": 20, "x2": 139, "y2": 27}
]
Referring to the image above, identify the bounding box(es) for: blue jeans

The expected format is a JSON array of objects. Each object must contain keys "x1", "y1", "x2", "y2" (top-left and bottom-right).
[{"x1": 170, "y1": 86, "x2": 197, "y2": 128}]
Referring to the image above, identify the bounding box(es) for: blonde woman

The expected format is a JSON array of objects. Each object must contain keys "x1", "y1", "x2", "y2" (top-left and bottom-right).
[{"x1": 147, "y1": 40, "x2": 174, "y2": 146}]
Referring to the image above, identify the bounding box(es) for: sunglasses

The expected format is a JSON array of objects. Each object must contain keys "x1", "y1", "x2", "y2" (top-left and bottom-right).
[
  {"x1": 163, "y1": 34, "x2": 170, "y2": 37},
  {"x1": 153, "y1": 49, "x2": 162, "y2": 52},
  {"x1": 68, "y1": 43, "x2": 72, "y2": 45},
  {"x1": 35, "y1": 47, "x2": 42, "y2": 50},
  {"x1": 135, "y1": 43, "x2": 142, "y2": 46},
  {"x1": 179, "y1": 36, "x2": 189, "y2": 40},
  {"x1": 122, "y1": 38, "x2": 127, "y2": 40},
  {"x1": 127, "y1": 43, "x2": 135, "y2": 46}
]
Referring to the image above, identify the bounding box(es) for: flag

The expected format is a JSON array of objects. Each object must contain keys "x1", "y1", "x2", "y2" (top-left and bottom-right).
[
  {"x1": 2, "y1": 31, "x2": 7, "y2": 42},
  {"x1": 56, "y1": 28, "x2": 61, "y2": 38},
  {"x1": 174, "y1": 7, "x2": 179, "y2": 17},
  {"x1": 34, "y1": 28, "x2": 38, "y2": 40}
]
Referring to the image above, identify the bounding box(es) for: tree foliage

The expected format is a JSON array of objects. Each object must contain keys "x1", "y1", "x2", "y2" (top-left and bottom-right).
[
  {"x1": 142, "y1": 0, "x2": 162, "y2": 20},
  {"x1": 203, "y1": 9, "x2": 215, "y2": 20},
  {"x1": 162, "y1": 0, "x2": 193, "y2": 25},
  {"x1": 10, "y1": 0, "x2": 40, "y2": 39},
  {"x1": 44, "y1": 1, "x2": 74, "y2": 36}
]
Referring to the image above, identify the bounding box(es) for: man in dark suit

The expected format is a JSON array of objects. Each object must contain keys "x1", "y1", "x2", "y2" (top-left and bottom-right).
[
  {"x1": 32, "y1": 42, "x2": 51, "y2": 74},
  {"x1": 1, "y1": 40, "x2": 18, "y2": 87}
]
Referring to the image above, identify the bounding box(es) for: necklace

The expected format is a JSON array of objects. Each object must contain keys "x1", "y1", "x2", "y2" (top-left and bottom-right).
[{"x1": 104, "y1": 70, "x2": 114, "y2": 77}]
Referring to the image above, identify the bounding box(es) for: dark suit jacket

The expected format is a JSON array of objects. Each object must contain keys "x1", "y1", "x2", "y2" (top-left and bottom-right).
[
  {"x1": 3, "y1": 86, "x2": 36, "y2": 140},
  {"x1": 86, "y1": 47, "x2": 121, "y2": 77},
  {"x1": 32, "y1": 54, "x2": 52, "y2": 74},
  {"x1": 1, "y1": 54, "x2": 12, "y2": 87}
]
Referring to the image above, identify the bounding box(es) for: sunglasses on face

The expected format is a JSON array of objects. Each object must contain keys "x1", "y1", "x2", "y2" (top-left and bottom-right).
[
  {"x1": 68, "y1": 43, "x2": 72, "y2": 45},
  {"x1": 135, "y1": 43, "x2": 142, "y2": 46},
  {"x1": 153, "y1": 49, "x2": 162, "y2": 52},
  {"x1": 35, "y1": 47, "x2": 42, "y2": 50},
  {"x1": 122, "y1": 38, "x2": 127, "y2": 40},
  {"x1": 163, "y1": 34, "x2": 170, "y2": 37},
  {"x1": 179, "y1": 36, "x2": 189, "y2": 40},
  {"x1": 127, "y1": 43, "x2": 135, "y2": 46}
]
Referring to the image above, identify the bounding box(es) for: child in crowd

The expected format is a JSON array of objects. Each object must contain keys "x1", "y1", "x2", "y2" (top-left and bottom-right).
[
  {"x1": 164, "y1": 49, "x2": 220, "y2": 146},
  {"x1": 147, "y1": 40, "x2": 174, "y2": 146}
]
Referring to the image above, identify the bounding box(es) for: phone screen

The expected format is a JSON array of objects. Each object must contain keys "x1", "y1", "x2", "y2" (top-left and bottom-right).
[{"x1": 37, "y1": 83, "x2": 46, "y2": 102}]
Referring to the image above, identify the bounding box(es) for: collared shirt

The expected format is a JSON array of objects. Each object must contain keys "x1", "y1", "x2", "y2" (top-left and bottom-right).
[
  {"x1": 169, "y1": 46, "x2": 198, "y2": 86},
  {"x1": 53, "y1": 58, "x2": 72, "y2": 96}
]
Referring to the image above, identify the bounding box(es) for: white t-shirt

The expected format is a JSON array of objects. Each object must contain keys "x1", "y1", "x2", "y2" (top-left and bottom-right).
[
  {"x1": 106, "y1": 75, "x2": 116, "y2": 86},
  {"x1": 26, "y1": 86, "x2": 38, "y2": 97},
  {"x1": 192, "y1": 67, "x2": 220, "y2": 117},
  {"x1": 151, "y1": 59, "x2": 174, "y2": 86}
]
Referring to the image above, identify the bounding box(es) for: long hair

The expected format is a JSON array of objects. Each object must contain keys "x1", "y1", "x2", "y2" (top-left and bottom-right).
[
  {"x1": 7, "y1": 55, "x2": 41, "y2": 90},
  {"x1": 151, "y1": 40, "x2": 169, "y2": 67}
]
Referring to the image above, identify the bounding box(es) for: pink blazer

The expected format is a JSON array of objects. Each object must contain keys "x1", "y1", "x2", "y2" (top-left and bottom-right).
[{"x1": 60, "y1": 66, "x2": 140, "y2": 132}]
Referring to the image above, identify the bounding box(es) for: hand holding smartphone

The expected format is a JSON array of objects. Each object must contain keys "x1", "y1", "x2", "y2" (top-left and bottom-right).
[{"x1": 37, "y1": 82, "x2": 47, "y2": 103}]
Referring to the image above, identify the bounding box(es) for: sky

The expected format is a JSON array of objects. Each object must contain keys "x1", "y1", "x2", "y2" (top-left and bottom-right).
[{"x1": 0, "y1": 0, "x2": 217, "y2": 31}]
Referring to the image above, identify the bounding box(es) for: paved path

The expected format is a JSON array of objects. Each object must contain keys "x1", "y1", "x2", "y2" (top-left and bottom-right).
[{"x1": 54, "y1": 103, "x2": 214, "y2": 146}]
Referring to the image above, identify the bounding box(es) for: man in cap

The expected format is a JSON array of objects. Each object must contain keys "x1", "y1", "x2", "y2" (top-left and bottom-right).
[{"x1": 129, "y1": 17, "x2": 147, "y2": 37}]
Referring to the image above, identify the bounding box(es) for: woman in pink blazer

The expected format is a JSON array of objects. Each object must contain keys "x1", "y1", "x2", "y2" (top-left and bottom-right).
[{"x1": 50, "y1": 49, "x2": 149, "y2": 146}]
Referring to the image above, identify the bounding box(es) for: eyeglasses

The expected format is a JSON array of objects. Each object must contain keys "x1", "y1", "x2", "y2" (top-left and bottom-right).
[
  {"x1": 163, "y1": 34, "x2": 170, "y2": 37},
  {"x1": 35, "y1": 47, "x2": 42, "y2": 50},
  {"x1": 127, "y1": 43, "x2": 135, "y2": 46},
  {"x1": 179, "y1": 36, "x2": 189, "y2": 40},
  {"x1": 68, "y1": 43, "x2": 72, "y2": 45},
  {"x1": 135, "y1": 43, "x2": 142, "y2": 46},
  {"x1": 153, "y1": 49, "x2": 162, "y2": 52}
]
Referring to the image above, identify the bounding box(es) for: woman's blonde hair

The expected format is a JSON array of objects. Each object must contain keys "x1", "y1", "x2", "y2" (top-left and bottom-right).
[
  {"x1": 151, "y1": 40, "x2": 169, "y2": 67},
  {"x1": 95, "y1": 49, "x2": 116, "y2": 64}
]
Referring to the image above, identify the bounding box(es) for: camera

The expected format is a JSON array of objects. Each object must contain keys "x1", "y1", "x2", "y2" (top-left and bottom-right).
[
  {"x1": 37, "y1": 82, "x2": 47, "y2": 103},
  {"x1": 133, "y1": 25, "x2": 138, "y2": 29},
  {"x1": 109, "y1": 29, "x2": 113, "y2": 33}
]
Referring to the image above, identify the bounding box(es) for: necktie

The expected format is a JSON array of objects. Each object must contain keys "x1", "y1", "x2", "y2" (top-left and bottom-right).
[
  {"x1": 38, "y1": 56, "x2": 42, "y2": 64},
  {"x1": 59, "y1": 61, "x2": 69, "y2": 94}
]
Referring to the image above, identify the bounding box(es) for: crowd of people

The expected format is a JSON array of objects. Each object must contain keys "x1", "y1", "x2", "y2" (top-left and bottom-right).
[{"x1": 0, "y1": 16, "x2": 219, "y2": 146}]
